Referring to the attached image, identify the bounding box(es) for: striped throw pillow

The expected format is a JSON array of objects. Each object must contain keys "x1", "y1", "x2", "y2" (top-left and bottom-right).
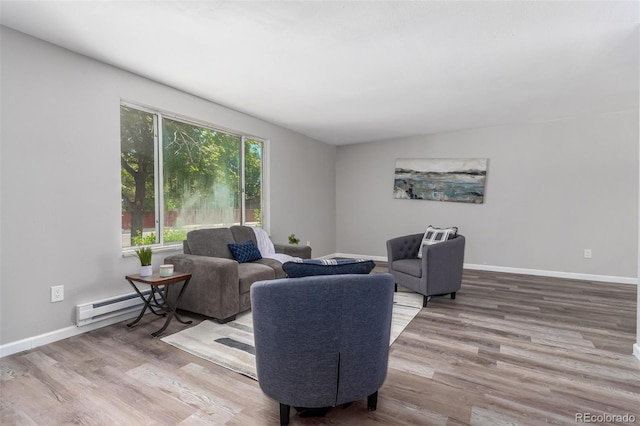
[{"x1": 417, "y1": 226, "x2": 458, "y2": 258}]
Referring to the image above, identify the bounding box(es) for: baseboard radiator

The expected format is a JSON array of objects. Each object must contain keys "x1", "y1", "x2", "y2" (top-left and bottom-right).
[{"x1": 76, "y1": 290, "x2": 152, "y2": 326}]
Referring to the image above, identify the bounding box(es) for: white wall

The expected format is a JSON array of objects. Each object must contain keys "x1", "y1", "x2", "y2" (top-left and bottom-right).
[
  {"x1": 336, "y1": 110, "x2": 639, "y2": 281},
  {"x1": 0, "y1": 27, "x2": 336, "y2": 346}
]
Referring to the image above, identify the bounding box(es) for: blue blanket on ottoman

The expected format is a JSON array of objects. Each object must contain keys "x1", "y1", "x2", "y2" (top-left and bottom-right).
[{"x1": 282, "y1": 258, "x2": 376, "y2": 278}]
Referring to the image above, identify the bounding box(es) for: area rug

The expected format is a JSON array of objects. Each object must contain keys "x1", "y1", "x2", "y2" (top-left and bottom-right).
[{"x1": 162, "y1": 291, "x2": 423, "y2": 380}]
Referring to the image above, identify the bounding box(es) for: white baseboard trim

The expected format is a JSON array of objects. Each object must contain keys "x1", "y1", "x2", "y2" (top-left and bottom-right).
[
  {"x1": 330, "y1": 253, "x2": 638, "y2": 285},
  {"x1": 464, "y1": 263, "x2": 638, "y2": 285},
  {"x1": 0, "y1": 310, "x2": 140, "y2": 358},
  {"x1": 634, "y1": 343, "x2": 640, "y2": 361}
]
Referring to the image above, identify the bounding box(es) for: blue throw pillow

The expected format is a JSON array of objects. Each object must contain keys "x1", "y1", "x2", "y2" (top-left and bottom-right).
[
  {"x1": 228, "y1": 240, "x2": 262, "y2": 263},
  {"x1": 282, "y1": 258, "x2": 375, "y2": 278}
]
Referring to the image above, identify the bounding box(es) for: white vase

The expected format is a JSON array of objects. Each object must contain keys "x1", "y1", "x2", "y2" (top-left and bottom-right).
[{"x1": 140, "y1": 265, "x2": 153, "y2": 277}]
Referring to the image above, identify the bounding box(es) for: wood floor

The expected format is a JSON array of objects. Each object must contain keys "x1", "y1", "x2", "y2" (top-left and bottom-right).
[{"x1": 1, "y1": 268, "x2": 638, "y2": 425}]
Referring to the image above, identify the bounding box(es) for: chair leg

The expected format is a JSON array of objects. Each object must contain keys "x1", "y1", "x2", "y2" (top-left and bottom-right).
[
  {"x1": 280, "y1": 403, "x2": 290, "y2": 425},
  {"x1": 451, "y1": 292, "x2": 456, "y2": 300},
  {"x1": 394, "y1": 283, "x2": 398, "y2": 292},
  {"x1": 367, "y1": 391, "x2": 378, "y2": 411},
  {"x1": 422, "y1": 295, "x2": 428, "y2": 307}
]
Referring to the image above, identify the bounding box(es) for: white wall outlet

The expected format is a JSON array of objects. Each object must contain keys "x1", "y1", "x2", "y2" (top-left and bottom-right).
[
  {"x1": 583, "y1": 249, "x2": 592, "y2": 259},
  {"x1": 306, "y1": 241, "x2": 311, "y2": 246},
  {"x1": 51, "y1": 285, "x2": 64, "y2": 302}
]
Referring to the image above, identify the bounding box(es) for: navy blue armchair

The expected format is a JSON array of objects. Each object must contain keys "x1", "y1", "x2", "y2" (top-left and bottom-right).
[{"x1": 251, "y1": 273, "x2": 395, "y2": 425}]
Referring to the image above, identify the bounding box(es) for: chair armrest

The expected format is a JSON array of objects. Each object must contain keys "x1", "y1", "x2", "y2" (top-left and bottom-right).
[
  {"x1": 422, "y1": 235, "x2": 466, "y2": 293},
  {"x1": 422, "y1": 235, "x2": 465, "y2": 268},
  {"x1": 164, "y1": 254, "x2": 240, "y2": 320},
  {"x1": 274, "y1": 243, "x2": 312, "y2": 259},
  {"x1": 386, "y1": 233, "x2": 424, "y2": 262}
]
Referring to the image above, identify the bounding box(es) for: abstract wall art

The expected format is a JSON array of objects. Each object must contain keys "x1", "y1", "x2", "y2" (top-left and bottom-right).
[{"x1": 393, "y1": 158, "x2": 488, "y2": 203}]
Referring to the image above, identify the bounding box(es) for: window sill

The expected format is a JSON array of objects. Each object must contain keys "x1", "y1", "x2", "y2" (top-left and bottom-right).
[{"x1": 122, "y1": 244, "x2": 183, "y2": 258}]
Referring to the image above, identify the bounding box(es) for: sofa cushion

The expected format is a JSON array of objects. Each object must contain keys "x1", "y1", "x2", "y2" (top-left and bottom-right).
[
  {"x1": 230, "y1": 225, "x2": 258, "y2": 246},
  {"x1": 417, "y1": 226, "x2": 458, "y2": 258},
  {"x1": 228, "y1": 240, "x2": 263, "y2": 263},
  {"x1": 253, "y1": 258, "x2": 287, "y2": 279},
  {"x1": 238, "y1": 262, "x2": 276, "y2": 294},
  {"x1": 282, "y1": 258, "x2": 375, "y2": 278},
  {"x1": 186, "y1": 228, "x2": 236, "y2": 259}
]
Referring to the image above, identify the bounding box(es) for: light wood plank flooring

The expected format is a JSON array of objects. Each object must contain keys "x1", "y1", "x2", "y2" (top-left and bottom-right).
[{"x1": 1, "y1": 268, "x2": 638, "y2": 425}]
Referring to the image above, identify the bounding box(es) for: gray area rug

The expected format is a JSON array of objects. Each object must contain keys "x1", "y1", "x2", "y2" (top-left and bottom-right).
[{"x1": 162, "y1": 291, "x2": 423, "y2": 380}]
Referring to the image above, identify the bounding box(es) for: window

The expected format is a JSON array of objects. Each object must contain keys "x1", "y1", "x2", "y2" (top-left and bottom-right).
[{"x1": 120, "y1": 104, "x2": 264, "y2": 249}]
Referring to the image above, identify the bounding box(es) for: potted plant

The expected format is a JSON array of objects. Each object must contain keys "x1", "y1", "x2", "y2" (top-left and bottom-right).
[
  {"x1": 288, "y1": 233, "x2": 300, "y2": 245},
  {"x1": 133, "y1": 232, "x2": 154, "y2": 276},
  {"x1": 135, "y1": 246, "x2": 153, "y2": 276}
]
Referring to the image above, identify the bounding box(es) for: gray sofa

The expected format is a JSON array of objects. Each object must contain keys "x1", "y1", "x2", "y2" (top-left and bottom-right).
[
  {"x1": 251, "y1": 273, "x2": 395, "y2": 425},
  {"x1": 165, "y1": 226, "x2": 311, "y2": 323}
]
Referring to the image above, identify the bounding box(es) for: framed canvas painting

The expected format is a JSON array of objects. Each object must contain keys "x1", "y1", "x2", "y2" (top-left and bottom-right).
[{"x1": 393, "y1": 158, "x2": 488, "y2": 203}]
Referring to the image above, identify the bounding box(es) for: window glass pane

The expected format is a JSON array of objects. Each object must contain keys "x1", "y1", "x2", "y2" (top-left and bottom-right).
[
  {"x1": 245, "y1": 138, "x2": 263, "y2": 226},
  {"x1": 120, "y1": 106, "x2": 157, "y2": 248},
  {"x1": 162, "y1": 118, "x2": 241, "y2": 240},
  {"x1": 120, "y1": 102, "x2": 263, "y2": 250}
]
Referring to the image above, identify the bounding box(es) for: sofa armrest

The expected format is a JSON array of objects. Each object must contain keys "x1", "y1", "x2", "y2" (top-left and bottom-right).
[
  {"x1": 274, "y1": 243, "x2": 312, "y2": 259},
  {"x1": 164, "y1": 254, "x2": 240, "y2": 321}
]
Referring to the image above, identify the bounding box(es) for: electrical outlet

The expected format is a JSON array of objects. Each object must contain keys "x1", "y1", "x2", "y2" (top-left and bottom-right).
[
  {"x1": 306, "y1": 241, "x2": 311, "y2": 246},
  {"x1": 583, "y1": 249, "x2": 592, "y2": 259},
  {"x1": 51, "y1": 285, "x2": 64, "y2": 302}
]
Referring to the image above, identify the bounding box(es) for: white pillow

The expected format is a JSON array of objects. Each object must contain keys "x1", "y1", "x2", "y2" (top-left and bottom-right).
[{"x1": 417, "y1": 226, "x2": 458, "y2": 258}]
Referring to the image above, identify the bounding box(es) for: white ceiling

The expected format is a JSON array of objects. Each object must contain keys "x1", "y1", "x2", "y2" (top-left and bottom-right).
[{"x1": 1, "y1": 1, "x2": 638, "y2": 145}]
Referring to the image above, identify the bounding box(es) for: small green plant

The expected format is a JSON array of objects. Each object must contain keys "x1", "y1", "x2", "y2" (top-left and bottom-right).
[
  {"x1": 288, "y1": 233, "x2": 300, "y2": 245},
  {"x1": 132, "y1": 231, "x2": 155, "y2": 266},
  {"x1": 135, "y1": 246, "x2": 152, "y2": 266}
]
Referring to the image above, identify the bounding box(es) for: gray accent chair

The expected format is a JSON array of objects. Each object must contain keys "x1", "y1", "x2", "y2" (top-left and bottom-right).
[
  {"x1": 165, "y1": 226, "x2": 311, "y2": 323},
  {"x1": 251, "y1": 273, "x2": 395, "y2": 425},
  {"x1": 386, "y1": 233, "x2": 465, "y2": 307}
]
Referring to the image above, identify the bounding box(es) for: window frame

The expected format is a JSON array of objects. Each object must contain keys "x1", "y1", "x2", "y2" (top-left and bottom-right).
[{"x1": 120, "y1": 101, "x2": 268, "y2": 254}]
